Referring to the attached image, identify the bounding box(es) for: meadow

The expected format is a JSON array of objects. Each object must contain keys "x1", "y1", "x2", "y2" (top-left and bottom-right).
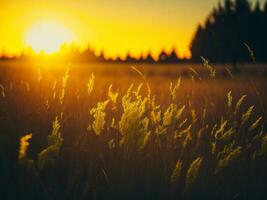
[{"x1": 0, "y1": 61, "x2": 267, "y2": 200}]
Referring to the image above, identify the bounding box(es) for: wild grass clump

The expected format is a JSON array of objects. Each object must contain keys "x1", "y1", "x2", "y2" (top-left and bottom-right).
[
  {"x1": 18, "y1": 133, "x2": 32, "y2": 160},
  {"x1": 38, "y1": 117, "x2": 63, "y2": 170}
]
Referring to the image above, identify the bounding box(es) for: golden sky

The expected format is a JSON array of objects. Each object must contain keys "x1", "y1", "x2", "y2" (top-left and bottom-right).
[{"x1": 0, "y1": 0, "x2": 263, "y2": 58}]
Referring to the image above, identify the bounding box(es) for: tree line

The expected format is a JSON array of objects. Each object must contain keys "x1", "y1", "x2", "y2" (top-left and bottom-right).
[{"x1": 190, "y1": 0, "x2": 267, "y2": 64}]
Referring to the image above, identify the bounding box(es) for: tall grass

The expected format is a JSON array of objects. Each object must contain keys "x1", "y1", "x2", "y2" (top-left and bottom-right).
[{"x1": 0, "y1": 62, "x2": 266, "y2": 200}]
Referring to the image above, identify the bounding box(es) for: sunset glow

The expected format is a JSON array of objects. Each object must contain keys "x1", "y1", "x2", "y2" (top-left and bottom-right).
[
  {"x1": 0, "y1": 0, "x2": 264, "y2": 58},
  {"x1": 25, "y1": 21, "x2": 75, "y2": 54}
]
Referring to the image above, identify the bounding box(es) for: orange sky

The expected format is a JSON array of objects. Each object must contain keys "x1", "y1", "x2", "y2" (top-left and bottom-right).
[{"x1": 0, "y1": 0, "x2": 263, "y2": 59}]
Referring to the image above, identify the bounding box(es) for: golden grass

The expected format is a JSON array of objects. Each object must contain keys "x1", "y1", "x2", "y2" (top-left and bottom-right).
[{"x1": 0, "y1": 61, "x2": 266, "y2": 199}]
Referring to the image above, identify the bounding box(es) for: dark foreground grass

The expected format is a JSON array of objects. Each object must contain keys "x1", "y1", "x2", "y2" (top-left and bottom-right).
[{"x1": 0, "y1": 62, "x2": 267, "y2": 200}]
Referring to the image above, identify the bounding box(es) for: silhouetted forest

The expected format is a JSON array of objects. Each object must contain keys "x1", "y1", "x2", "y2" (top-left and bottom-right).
[
  {"x1": 0, "y1": 46, "x2": 186, "y2": 63},
  {"x1": 191, "y1": 0, "x2": 267, "y2": 63}
]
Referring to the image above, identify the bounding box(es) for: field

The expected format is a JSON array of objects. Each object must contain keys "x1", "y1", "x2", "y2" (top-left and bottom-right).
[{"x1": 0, "y1": 61, "x2": 267, "y2": 200}]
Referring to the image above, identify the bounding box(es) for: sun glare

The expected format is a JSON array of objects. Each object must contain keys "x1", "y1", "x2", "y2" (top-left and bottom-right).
[{"x1": 25, "y1": 21, "x2": 75, "y2": 54}]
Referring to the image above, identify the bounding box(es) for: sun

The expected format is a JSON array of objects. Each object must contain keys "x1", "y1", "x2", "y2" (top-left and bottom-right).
[{"x1": 25, "y1": 21, "x2": 75, "y2": 54}]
